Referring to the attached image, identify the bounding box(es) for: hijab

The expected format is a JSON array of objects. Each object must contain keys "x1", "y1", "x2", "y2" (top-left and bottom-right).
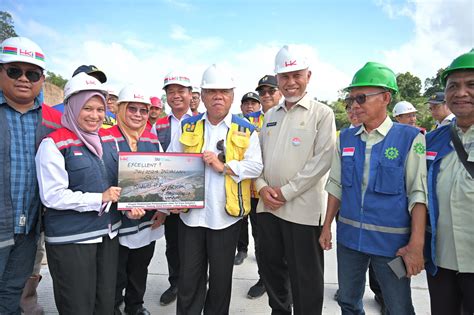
[{"x1": 61, "y1": 91, "x2": 106, "y2": 158}]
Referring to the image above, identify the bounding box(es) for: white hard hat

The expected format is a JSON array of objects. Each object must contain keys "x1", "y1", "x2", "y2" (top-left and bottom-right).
[
  {"x1": 0, "y1": 37, "x2": 46, "y2": 69},
  {"x1": 64, "y1": 72, "x2": 107, "y2": 103},
  {"x1": 201, "y1": 64, "x2": 235, "y2": 89},
  {"x1": 393, "y1": 101, "x2": 417, "y2": 117},
  {"x1": 163, "y1": 71, "x2": 192, "y2": 89},
  {"x1": 118, "y1": 85, "x2": 151, "y2": 105},
  {"x1": 192, "y1": 86, "x2": 201, "y2": 94},
  {"x1": 105, "y1": 84, "x2": 120, "y2": 97},
  {"x1": 274, "y1": 45, "x2": 309, "y2": 74}
]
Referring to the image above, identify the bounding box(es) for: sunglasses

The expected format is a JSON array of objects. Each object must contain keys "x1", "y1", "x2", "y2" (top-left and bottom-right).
[
  {"x1": 216, "y1": 139, "x2": 226, "y2": 163},
  {"x1": 258, "y1": 88, "x2": 278, "y2": 97},
  {"x1": 127, "y1": 106, "x2": 149, "y2": 116},
  {"x1": 344, "y1": 91, "x2": 387, "y2": 107},
  {"x1": 2, "y1": 65, "x2": 43, "y2": 82}
]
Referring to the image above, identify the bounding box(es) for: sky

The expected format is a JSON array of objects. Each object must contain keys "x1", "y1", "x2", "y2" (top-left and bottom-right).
[{"x1": 4, "y1": 0, "x2": 473, "y2": 111}]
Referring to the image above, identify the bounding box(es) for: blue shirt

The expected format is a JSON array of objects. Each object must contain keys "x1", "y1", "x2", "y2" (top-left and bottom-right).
[{"x1": 0, "y1": 92, "x2": 41, "y2": 234}]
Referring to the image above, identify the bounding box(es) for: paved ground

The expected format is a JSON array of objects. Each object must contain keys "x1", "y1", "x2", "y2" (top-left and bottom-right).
[{"x1": 37, "y1": 224, "x2": 431, "y2": 314}]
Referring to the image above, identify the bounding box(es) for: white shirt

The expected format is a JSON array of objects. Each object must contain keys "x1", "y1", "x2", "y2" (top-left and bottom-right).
[
  {"x1": 35, "y1": 138, "x2": 117, "y2": 244},
  {"x1": 436, "y1": 113, "x2": 455, "y2": 128},
  {"x1": 168, "y1": 110, "x2": 193, "y2": 153},
  {"x1": 170, "y1": 112, "x2": 263, "y2": 230}
]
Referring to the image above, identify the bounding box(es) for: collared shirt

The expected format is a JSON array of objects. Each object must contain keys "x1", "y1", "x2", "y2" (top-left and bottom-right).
[
  {"x1": 170, "y1": 112, "x2": 263, "y2": 230},
  {"x1": 1, "y1": 92, "x2": 41, "y2": 234},
  {"x1": 35, "y1": 138, "x2": 117, "y2": 243},
  {"x1": 168, "y1": 110, "x2": 192, "y2": 153},
  {"x1": 436, "y1": 113, "x2": 455, "y2": 129},
  {"x1": 255, "y1": 94, "x2": 336, "y2": 226},
  {"x1": 435, "y1": 124, "x2": 474, "y2": 272},
  {"x1": 326, "y1": 116, "x2": 428, "y2": 212}
]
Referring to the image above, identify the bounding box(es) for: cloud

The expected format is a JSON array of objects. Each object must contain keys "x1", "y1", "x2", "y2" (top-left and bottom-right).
[
  {"x1": 163, "y1": 0, "x2": 193, "y2": 11},
  {"x1": 377, "y1": 0, "x2": 473, "y2": 84},
  {"x1": 170, "y1": 25, "x2": 192, "y2": 41}
]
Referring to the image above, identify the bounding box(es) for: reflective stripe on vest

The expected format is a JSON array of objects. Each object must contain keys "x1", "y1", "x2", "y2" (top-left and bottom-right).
[
  {"x1": 338, "y1": 216, "x2": 410, "y2": 234},
  {"x1": 45, "y1": 221, "x2": 121, "y2": 244}
]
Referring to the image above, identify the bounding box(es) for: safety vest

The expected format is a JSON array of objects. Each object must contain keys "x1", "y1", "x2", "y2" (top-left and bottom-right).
[
  {"x1": 338, "y1": 123, "x2": 420, "y2": 257},
  {"x1": 244, "y1": 111, "x2": 264, "y2": 198},
  {"x1": 179, "y1": 113, "x2": 255, "y2": 217},
  {"x1": 155, "y1": 116, "x2": 171, "y2": 151},
  {"x1": 43, "y1": 128, "x2": 121, "y2": 244},
  {"x1": 108, "y1": 126, "x2": 162, "y2": 236},
  {"x1": 425, "y1": 124, "x2": 454, "y2": 275}
]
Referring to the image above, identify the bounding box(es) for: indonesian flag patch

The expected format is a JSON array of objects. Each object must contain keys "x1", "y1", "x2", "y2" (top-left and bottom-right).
[
  {"x1": 342, "y1": 147, "x2": 355, "y2": 157},
  {"x1": 426, "y1": 151, "x2": 437, "y2": 160},
  {"x1": 73, "y1": 150, "x2": 83, "y2": 156}
]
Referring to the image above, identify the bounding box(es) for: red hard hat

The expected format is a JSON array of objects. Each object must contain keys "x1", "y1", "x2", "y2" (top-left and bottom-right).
[{"x1": 150, "y1": 96, "x2": 163, "y2": 108}]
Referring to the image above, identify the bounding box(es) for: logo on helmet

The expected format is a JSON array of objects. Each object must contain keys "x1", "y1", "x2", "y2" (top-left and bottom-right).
[{"x1": 284, "y1": 60, "x2": 297, "y2": 67}]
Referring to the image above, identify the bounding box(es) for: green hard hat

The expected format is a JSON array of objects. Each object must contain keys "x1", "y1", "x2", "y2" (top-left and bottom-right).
[
  {"x1": 441, "y1": 48, "x2": 474, "y2": 86},
  {"x1": 345, "y1": 62, "x2": 398, "y2": 93}
]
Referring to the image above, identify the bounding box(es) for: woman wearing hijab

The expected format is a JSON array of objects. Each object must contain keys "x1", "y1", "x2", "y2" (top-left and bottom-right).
[
  {"x1": 110, "y1": 86, "x2": 167, "y2": 315},
  {"x1": 35, "y1": 73, "x2": 136, "y2": 314}
]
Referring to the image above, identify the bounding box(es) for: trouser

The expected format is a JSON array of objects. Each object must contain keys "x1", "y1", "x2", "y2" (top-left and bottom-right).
[
  {"x1": 177, "y1": 218, "x2": 241, "y2": 315},
  {"x1": 115, "y1": 241, "x2": 156, "y2": 313},
  {"x1": 236, "y1": 198, "x2": 260, "y2": 266},
  {"x1": 427, "y1": 266, "x2": 474, "y2": 315},
  {"x1": 0, "y1": 232, "x2": 37, "y2": 315},
  {"x1": 164, "y1": 213, "x2": 180, "y2": 287},
  {"x1": 46, "y1": 236, "x2": 119, "y2": 315},
  {"x1": 337, "y1": 243, "x2": 415, "y2": 315},
  {"x1": 257, "y1": 212, "x2": 324, "y2": 315}
]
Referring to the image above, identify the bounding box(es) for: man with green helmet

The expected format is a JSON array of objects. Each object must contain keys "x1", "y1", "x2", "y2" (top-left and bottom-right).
[
  {"x1": 425, "y1": 49, "x2": 474, "y2": 315},
  {"x1": 319, "y1": 62, "x2": 428, "y2": 314}
]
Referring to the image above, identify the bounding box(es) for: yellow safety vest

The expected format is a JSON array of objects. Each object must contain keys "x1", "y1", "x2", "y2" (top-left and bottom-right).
[{"x1": 180, "y1": 115, "x2": 254, "y2": 217}]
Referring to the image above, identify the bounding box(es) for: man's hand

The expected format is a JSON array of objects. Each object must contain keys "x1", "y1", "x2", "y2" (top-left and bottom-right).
[
  {"x1": 396, "y1": 243, "x2": 424, "y2": 277},
  {"x1": 259, "y1": 186, "x2": 285, "y2": 211},
  {"x1": 151, "y1": 211, "x2": 167, "y2": 229},
  {"x1": 202, "y1": 150, "x2": 225, "y2": 173},
  {"x1": 319, "y1": 224, "x2": 333, "y2": 250}
]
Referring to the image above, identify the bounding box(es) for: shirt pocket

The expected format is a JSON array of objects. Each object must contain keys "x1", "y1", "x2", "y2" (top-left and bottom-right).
[
  {"x1": 374, "y1": 164, "x2": 403, "y2": 195},
  {"x1": 67, "y1": 156, "x2": 93, "y2": 189},
  {"x1": 341, "y1": 160, "x2": 354, "y2": 187}
]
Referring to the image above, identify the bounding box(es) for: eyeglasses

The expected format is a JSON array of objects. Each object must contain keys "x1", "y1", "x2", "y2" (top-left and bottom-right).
[
  {"x1": 216, "y1": 139, "x2": 226, "y2": 163},
  {"x1": 107, "y1": 96, "x2": 118, "y2": 103},
  {"x1": 428, "y1": 104, "x2": 443, "y2": 112},
  {"x1": 1, "y1": 65, "x2": 43, "y2": 82},
  {"x1": 258, "y1": 88, "x2": 278, "y2": 97},
  {"x1": 191, "y1": 96, "x2": 200, "y2": 101},
  {"x1": 344, "y1": 91, "x2": 387, "y2": 107},
  {"x1": 127, "y1": 106, "x2": 149, "y2": 116}
]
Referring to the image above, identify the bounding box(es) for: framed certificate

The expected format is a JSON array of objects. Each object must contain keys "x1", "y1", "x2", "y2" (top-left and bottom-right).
[{"x1": 118, "y1": 152, "x2": 205, "y2": 210}]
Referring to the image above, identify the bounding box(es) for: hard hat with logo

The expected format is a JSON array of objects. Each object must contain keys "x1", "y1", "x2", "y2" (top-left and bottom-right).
[
  {"x1": 150, "y1": 96, "x2": 163, "y2": 108},
  {"x1": 345, "y1": 62, "x2": 398, "y2": 94},
  {"x1": 201, "y1": 64, "x2": 236, "y2": 89},
  {"x1": 274, "y1": 45, "x2": 309, "y2": 74},
  {"x1": 64, "y1": 72, "x2": 107, "y2": 103},
  {"x1": 441, "y1": 48, "x2": 474, "y2": 86},
  {"x1": 0, "y1": 37, "x2": 46, "y2": 69},
  {"x1": 163, "y1": 71, "x2": 192, "y2": 89},
  {"x1": 392, "y1": 101, "x2": 417, "y2": 117},
  {"x1": 118, "y1": 85, "x2": 151, "y2": 105}
]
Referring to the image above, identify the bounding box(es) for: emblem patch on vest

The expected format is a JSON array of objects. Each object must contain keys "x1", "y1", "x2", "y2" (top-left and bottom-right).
[
  {"x1": 413, "y1": 143, "x2": 426, "y2": 155},
  {"x1": 384, "y1": 147, "x2": 399, "y2": 160}
]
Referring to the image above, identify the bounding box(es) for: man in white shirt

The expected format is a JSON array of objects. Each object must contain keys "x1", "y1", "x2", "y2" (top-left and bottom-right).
[
  {"x1": 427, "y1": 92, "x2": 455, "y2": 129},
  {"x1": 170, "y1": 64, "x2": 263, "y2": 314},
  {"x1": 157, "y1": 72, "x2": 194, "y2": 306}
]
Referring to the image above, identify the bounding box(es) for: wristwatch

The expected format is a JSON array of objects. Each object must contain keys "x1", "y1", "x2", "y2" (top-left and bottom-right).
[{"x1": 221, "y1": 163, "x2": 228, "y2": 175}]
